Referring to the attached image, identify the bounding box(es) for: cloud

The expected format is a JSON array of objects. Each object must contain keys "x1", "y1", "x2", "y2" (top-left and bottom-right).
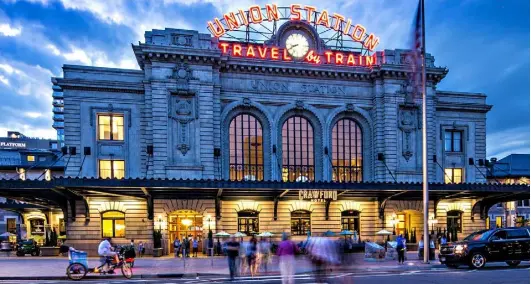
[
  {"x1": 0, "y1": 23, "x2": 21, "y2": 36},
  {"x1": 0, "y1": 74, "x2": 8, "y2": 85},
  {"x1": 487, "y1": 125, "x2": 530, "y2": 159}
]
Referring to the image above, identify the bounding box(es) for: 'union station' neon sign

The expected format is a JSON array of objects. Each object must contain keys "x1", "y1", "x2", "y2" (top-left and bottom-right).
[{"x1": 207, "y1": 4, "x2": 380, "y2": 67}]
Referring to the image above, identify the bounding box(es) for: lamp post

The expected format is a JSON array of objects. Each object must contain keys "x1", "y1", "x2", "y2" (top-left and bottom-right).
[
  {"x1": 390, "y1": 214, "x2": 398, "y2": 235},
  {"x1": 428, "y1": 216, "x2": 438, "y2": 235}
]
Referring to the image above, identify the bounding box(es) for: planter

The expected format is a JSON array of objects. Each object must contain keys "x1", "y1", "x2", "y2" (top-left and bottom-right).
[
  {"x1": 153, "y1": 248, "x2": 163, "y2": 257},
  {"x1": 40, "y1": 247, "x2": 60, "y2": 256}
]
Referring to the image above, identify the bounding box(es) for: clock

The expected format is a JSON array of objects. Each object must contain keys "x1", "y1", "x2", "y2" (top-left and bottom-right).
[{"x1": 285, "y1": 33, "x2": 310, "y2": 58}]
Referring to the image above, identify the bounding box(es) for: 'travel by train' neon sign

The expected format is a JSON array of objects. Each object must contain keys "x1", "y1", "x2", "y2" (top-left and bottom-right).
[
  {"x1": 219, "y1": 41, "x2": 377, "y2": 67},
  {"x1": 207, "y1": 4, "x2": 380, "y2": 51}
]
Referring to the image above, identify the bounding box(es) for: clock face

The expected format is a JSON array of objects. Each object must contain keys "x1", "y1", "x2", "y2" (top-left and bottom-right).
[{"x1": 285, "y1": 33, "x2": 310, "y2": 59}]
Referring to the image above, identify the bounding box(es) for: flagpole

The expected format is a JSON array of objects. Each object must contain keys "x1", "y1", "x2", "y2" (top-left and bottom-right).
[{"x1": 421, "y1": 0, "x2": 430, "y2": 264}]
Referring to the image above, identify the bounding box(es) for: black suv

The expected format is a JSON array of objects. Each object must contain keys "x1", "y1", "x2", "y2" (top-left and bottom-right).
[{"x1": 439, "y1": 227, "x2": 530, "y2": 269}]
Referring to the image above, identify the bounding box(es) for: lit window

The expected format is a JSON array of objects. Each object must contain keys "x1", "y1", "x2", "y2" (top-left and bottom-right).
[
  {"x1": 447, "y1": 210, "x2": 462, "y2": 233},
  {"x1": 282, "y1": 116, "x2": 314, "y2": 182},
  {"x1": 485, "y1": 217, "x2": 490, "y2": 229},
  {"x1": 291, "y1": 210, "x2": 311, "y2": 236},
  {"x1": 101, "y1": 211, "x2": 125, "y2": 238},
  {"x1": 99, "y1": 160, "x2": 125, "y2": 179},
  {"x1": 229, "y1": 114, "x2": 264, "y2": 181},
  {"x1": 98, "y1": 114, "x2": 124, "y2": 141},
  {"x1": 341, "y1": 210, "x2": 360, "y2": 233},
  {"x1": 495, "y1": 216, "x2": 503, "y2": 228},
  {"x1": 444, "y1": 168, "x2": 463, "y2": 184},
  {"x1": 237, "y1": 210, "x2": 259, "y2": 235},
  {"x1": 44, "y1": 169, "x2": 52, "y2": 181},
  {"x1": 6, "y1": 218, "x2": 16, "y2": 234},
  {"x1": 27, "y1": 155, "x2": 35, "y2": 162},
  {"x1": 332, "y1": 119, "x2": 363, "y2": 182},
  {"x1": 444, "y1": 130, "x2": 462, "y2": 152}
]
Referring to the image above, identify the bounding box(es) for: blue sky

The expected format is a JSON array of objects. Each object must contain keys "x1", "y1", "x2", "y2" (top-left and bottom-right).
[{"x1": 0, "y1": 0, "x2": 528, "y2": 159}]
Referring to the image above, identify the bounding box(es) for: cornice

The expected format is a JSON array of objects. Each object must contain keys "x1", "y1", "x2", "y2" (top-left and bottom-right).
[
  {"x1": 436, "y1": 103, "x2": 493, "y2": 113},
  {"x1": 54, "y1": 78, "x2": 145, "y2": 94}
]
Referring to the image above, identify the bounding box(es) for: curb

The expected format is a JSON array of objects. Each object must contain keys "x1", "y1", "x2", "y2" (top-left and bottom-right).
[{"x1": 0, "y1": 265, "x2": 446, "y2": 281}]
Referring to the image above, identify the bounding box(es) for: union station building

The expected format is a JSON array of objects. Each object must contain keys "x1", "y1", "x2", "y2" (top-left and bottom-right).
[{"x1": 0, "y1": 6, "x2": 528, "y2": 255}]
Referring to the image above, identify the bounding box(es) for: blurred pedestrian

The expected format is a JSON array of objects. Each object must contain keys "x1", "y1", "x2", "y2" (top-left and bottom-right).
[
  {"x1": 277, "y1": 233, "x2": 297, "y2": 284},
  {"x1": 138, "y1": 241, "x2": 144, "y2": 258},
  {"x1": 192, "y1": 238, "x2": 199, "y2": 257},
  {"x1": 246, "y1": 236, "x2": 258, "y2": 277},
  {"x1": 226, "y1": 236, "x2": 240, "y2": 281},
  {"x1": 396, "y1": 234, "x2": 405, "y2": 264},
  {"x1": 173, "y1": 238, "x2": 181, "y2": 258},
  {"x1": 183, "y1": 237, "x2": 190, "y2": 258},
  {"x1": 259, "y1": 238, "x2": 271, "y2": 273}
]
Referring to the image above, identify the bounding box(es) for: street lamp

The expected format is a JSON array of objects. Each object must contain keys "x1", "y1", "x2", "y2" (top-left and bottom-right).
[
  {"x1": 428, "y1": 215, "x2": 438, "y2": 235},
  {"x1": 390, "y1": 214, "x2": 399, "y2": 235}
]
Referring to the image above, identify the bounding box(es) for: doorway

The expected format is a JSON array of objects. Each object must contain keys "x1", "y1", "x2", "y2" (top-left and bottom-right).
[
  {"x1": 395, "y1": 210, "x2": 423, "y2": 241},
  {"x1": 168, "y1": 210, "x2": 204, "y2": 253}
]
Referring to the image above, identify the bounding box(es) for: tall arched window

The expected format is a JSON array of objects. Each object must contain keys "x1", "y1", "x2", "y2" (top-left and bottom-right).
[
  {"x1": 341, "y1": 210, "x2": 360, "y2": 233},
  {"x1": 238, "y1": 210, "x2": 259, "y2": 235},
  {"x1": 101, "y1": 211, "x2": 125, "y2": 238},
  {"x1": 229, "y1": 114, "x2": 264, "y2": 181},
  {"x1": 332, "y1": 119, "x2": 363, "y2": 182},
  {"x1": 282, "y1": 116, "x2": 314, "y2": 182},
  {"x1": 291, "y1": 210, "x2": 311, "y2": 236}
]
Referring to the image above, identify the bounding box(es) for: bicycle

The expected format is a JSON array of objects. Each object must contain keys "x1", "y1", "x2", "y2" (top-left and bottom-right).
[{"x1": 66, "y1": 247, "x2": 133, "y2": 280}]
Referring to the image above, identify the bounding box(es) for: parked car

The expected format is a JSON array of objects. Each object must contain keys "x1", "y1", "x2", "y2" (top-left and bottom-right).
[
  {"x1": 16, "y1": 239, "x2": 40, "y2": 256},
  {"x1": 439, "y1": 227, "x2": 530, "y2": 269}
]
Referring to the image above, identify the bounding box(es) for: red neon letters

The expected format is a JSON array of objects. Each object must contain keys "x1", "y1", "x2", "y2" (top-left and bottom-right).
[
  {"x1": 219, "y1": 42, "x2": 376, "y2": 67},
  {"x1": 207, "y1": 4, "x2": 380, "y2": 51}
]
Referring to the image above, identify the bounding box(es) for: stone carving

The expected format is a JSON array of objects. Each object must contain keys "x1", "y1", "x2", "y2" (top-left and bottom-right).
[
  {"x1": 242, "y1": 98, "x2": 251, "y2": 107},
  {"x1": 346, "y1": 103, "x2": 355, "y2": 111},
  {"x1": 169, "y1": 96, "x2": 196, "y2": 156},
  {"x1": 398, "y1": 107, "x2": 418, "y2": 162},
  {"x1": 171, "y1": 62, "x2": 194, "y2": 82},
  {"x1": 177, "y1": 143, "x2": 190, "y2": 155},
  {"x1": 171, "y1": 34, "x2": 192, "y2": 47},
  {"x1": 295, "y1": 100, "x2": 304, "y2": 109}
]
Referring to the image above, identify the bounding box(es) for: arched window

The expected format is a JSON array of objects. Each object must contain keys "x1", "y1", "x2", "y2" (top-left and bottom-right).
[
  {"x1": 229, "y1": 114, "x2": 264, "y2": 181},
  {"x1": 102, "y1": 211, "x2": 125, "y2": 238},
  {"x1": 341, "y1": 210, "x2": 360, "y2": 233},
  {"x1": 282, "y1": 116, "x2": 314, "y2": 182},
  {"x1": 332, "y1": 119, "x2": 363, "y2": 182},
  {"x1": 291, "y1": 210, "x2": 311, "y2": 236},
  {"x1": 238, "y1": 210, "x2": 259, "y2": 235},
  {"x1": 447, "y1": 210, "x2": 462, "y2": 233}
]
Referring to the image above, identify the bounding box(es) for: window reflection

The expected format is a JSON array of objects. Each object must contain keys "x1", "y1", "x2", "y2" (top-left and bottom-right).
[
  {"x1": 282, "y1": 116, "x2": 314, "y2": 182},
  {"x1": 332, "y1": 119, "x2": 363, "y2": 182},
  {"x1": 229, "y1": 114, "x2": 264, "y2": 181}
]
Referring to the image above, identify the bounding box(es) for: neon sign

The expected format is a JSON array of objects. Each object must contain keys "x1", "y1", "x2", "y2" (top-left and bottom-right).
[
  {"x1": 219, "y1": 42, "x2": 377, "y2": 67},
  {"x1": 207, "y1": 4, "x2": 380, "y2": 51}
]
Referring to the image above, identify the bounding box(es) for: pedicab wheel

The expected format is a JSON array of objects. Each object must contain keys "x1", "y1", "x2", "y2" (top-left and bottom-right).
[
  {"x1": 121, "y1": 262, "x2": 133, "y2": 279},
  {"x1": 66, "y1": 262, "x2": 88, "y2": 281},
  {"x1": 130, "y1": 260, "x2": 134, "y2": 268}
]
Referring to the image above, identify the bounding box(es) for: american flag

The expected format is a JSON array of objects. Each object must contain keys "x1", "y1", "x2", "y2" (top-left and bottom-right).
[{"x1": 408, "y1": 0, "x2": 424, "y2": 100}]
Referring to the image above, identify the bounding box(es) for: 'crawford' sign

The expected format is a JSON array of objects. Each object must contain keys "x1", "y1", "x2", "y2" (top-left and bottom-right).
[
  {"x1": 207, "y1": 4, "x2": 380, "y2": 51},
  {"x1": 299, "y1": 190, "x2": 338, "y2": 203}
]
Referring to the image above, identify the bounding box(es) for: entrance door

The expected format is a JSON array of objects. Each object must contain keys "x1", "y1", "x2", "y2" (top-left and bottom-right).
[{"x1": 168, "y1": 210, "x2": 204, "y2": 253}]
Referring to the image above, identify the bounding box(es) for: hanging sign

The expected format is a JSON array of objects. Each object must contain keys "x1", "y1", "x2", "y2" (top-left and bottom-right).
[
  {"x1": 207, "y1": 4, "x2": 380, "y2": 51},
  {"x1": 299, "y1": 190, "x2": 338, "y2": 203}
]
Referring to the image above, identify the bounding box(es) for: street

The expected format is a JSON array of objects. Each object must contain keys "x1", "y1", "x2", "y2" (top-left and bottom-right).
[{"x1": 1, "y1": 265, "x2": 528, "y2": 284}]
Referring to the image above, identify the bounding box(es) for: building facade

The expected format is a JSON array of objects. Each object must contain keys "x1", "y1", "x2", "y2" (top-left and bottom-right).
[
  {"x1": 0, "y1": 131, "x2": 65, "y2": 244},
  {"x1": 0, "y1": 8, "x2": 517, "y2": 255}
]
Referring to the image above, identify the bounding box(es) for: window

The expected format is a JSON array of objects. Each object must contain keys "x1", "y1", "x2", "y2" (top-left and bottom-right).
[
  {"x1": 508, "y1": 228, "x2": 529, "y2": 239},
  {"x1": 229, "y1": 114, "x2": 264, "y2": 181},
  {"x1": 30, "y1": 219, "x2": 45, "y2": 235},
  {"x1": 282, "y1": 116, "x2": 314, "y2": 182},
  {"x1": 517, "y1": 200, "x2": 530, "y2": 207},
  {"x1": 99, "y1": 160, "x2": 125, "y2": 179},
  {"x1": 495, "y1": 216, "x2": 503, "y2": 228},
  {"x1": 27, "y1": 155, "x2": 35, "y2": 162},
  {"x1": 515, "y1": 216, "x2": 525, "y2": 227},
  {"x1": 237, "y1": 210, "x2": 259, "y2": 235},
  {"x1": 7, "y1": 218, "x2": 16, "y2": 234},
  {"x1": 485, "y1": 217, "x2": 490, "y2": 229},
  {"x1": 491, "y1": 230, "x2": 507, "y2": 240},
  {"x1": 332, "y1": 119, "x2": 363, "y2": 182},
  {"x1": 447, "y1": 210, "x2": 462, "y2": 233},
  {"x1": 102, "y1": 211, "x2": 125, "y2": 238},
  {"x1": 39, "y1": 156, "x2": 46, "y2": 162},
  {"x1": 444, "y1": 168, "x2": 463, "y2": 184},
  {"x1": 98, "y1": 114, "x2": 124, "y2": 141},
  {"x1": 51, "y1": 142, "x2": 58, "y2": 149},
  {"x1": 341, "y1": 210, "x2": 360, "y2": 233},
  {"x1": 291, "y1": 210, "x2": 311, "y2": 236},
  {"x1": 444, "y1": 130, "x2": 462, "y2": 152}
]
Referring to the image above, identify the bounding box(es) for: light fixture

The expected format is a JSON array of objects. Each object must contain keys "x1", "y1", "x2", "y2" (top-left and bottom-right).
[{"x1": 181, "y1": 219, "x2": 193, "y2": 227}]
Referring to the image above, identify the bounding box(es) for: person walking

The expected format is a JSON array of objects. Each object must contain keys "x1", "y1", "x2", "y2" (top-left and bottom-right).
[
  {"x1": 246, "y1": 236, "x2": 258, "y2": 277},
  {"x1": 277, "y1": 233, "x2": 297, "y2": 284},
  {"x1": 259, "y1": 238, "x2": 271, "y2": 273},
  {"x1": 138, "y1": 241, "x2": 144, "y2": 258},
  {"x1": 173, "y1": 238, "x2": 181, "y2": 258},
  {"x1": 192, "y1": 238, "x2": 199, "y2": 257},
  {"x1": 396, "y1": 234, "x2": 405, "y2": 264},
  {"x1": 226, "y1": 236, "x2": 240, "y2": 281}
]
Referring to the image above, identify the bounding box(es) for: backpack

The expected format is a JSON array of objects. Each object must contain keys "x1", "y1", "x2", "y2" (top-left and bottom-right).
[{"x1": 174, "y1": 240, "x2": 179, "y2": 248}]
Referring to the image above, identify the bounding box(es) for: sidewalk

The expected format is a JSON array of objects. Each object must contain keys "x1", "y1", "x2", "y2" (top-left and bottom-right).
[{"x1": 0, "y1": 252, "x2": 444, "y2": 280}]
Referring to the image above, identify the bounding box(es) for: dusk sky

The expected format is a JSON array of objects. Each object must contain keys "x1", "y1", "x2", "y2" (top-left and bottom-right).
[{"x1": 0, "y1": 0, "x2": 528, "y2": 159}]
